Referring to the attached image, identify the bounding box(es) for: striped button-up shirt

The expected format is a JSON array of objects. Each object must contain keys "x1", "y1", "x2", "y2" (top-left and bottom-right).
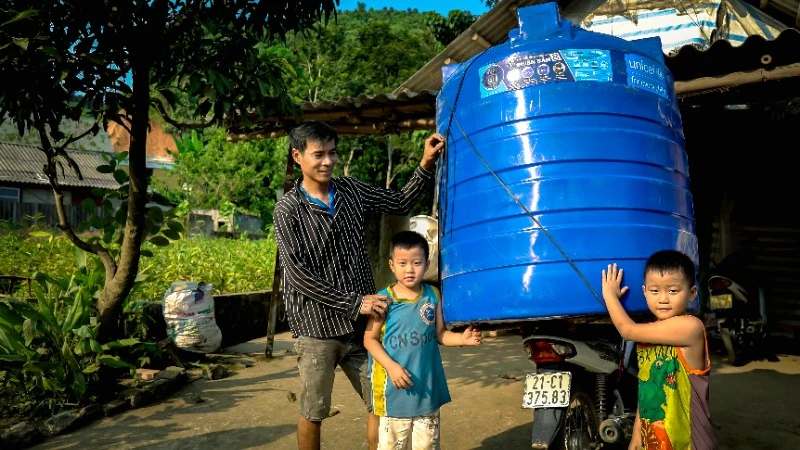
[{"x1": 273, "y1": 166, "x2": 434, "y2": 339}]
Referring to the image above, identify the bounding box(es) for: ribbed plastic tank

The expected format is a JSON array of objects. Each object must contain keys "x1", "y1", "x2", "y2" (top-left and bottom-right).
[{"x1": 436, "y1": 2, "x2": 699, "y2": 325}]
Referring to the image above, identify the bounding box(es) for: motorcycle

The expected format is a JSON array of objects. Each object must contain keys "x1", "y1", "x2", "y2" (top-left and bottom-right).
[
  {"x1": 705, "y1": 250, "x2": 768, "y2": 366},
  {"x1": 520, "y1": 319, "x2": 639, "y2": 450}
]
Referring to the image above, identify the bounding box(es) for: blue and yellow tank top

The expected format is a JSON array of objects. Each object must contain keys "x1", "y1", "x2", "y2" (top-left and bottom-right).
[
  {"x1": 636, "y1": 323, "x2": 716, "y2": 449},
  {"x1": 369, "y1": 283, "x2": 451, "y2": 418}
]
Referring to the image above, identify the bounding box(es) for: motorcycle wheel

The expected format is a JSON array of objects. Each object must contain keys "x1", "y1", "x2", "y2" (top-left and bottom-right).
[
  {"x1": 720, "y1": 327, "x2": 745, "y2": 367},
  {"x1": 554, "y1": 390, "x2": 602, "y2": 450}
]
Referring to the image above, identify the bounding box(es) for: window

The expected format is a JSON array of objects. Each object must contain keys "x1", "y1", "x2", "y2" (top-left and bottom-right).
[{"x1": 0, "y1": 187, "x2": 20, "y2": 202}]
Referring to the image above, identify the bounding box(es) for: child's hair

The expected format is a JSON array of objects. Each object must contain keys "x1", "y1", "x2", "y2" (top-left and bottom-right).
[
  {"x1": 288, "y1": 120, "x2": 339, "y2": 153},
  {"x1": 643, "y1": 250, "x2": 696, "y2": 285},
  {"x1": 389, "y1": 231, "x2": 430, "y2": 261}
]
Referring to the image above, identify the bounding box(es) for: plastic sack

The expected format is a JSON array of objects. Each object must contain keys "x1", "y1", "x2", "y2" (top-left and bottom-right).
[
  {"x1": 163, "y1": 281, "x2": 222, "y2": 353},
  {"x1": 408, "y1": 215, "x2": 439, "y2": 282}
]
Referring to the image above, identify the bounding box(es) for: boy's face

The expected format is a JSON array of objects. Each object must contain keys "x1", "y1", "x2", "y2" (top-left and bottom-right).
[
  {"x1": 642, "y1": 269, "x2": 697, "y2": 321},
  {"x1": 292, "y1": 139, "x2": 338, "y2": 186},
  {"x1": 389, "y1": 245, "x2": 428, "y2": 293}
]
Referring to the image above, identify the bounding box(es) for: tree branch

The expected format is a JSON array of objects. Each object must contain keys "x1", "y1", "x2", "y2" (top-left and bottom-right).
[
  {"x1": 151, "y1": 97, "x2": 217, "y2": 130},
  {"x1": 31, "y1": 115, "x2": 108, "y2": 257},
  {"x1": 107, "y1": 114, "x2": 133, "y2": 135},
  {"x1": 61, "y1": 122, "x2": 100, "y2": 149}
]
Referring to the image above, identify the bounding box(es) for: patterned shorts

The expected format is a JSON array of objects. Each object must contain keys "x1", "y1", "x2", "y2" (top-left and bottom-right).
[{"x1": 378, "y1": 411, "x2": 440, "y2": 450}]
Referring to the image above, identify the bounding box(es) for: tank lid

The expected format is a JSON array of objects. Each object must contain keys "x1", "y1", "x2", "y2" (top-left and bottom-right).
[{"x1": 510, "y1": 2, "x2": 573, "y2": 48}]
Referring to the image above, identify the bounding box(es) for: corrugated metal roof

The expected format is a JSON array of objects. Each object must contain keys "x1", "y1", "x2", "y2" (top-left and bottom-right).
[
  {"x1": 0, "y1": 141, "x2": 120, "y2": 189},
  {"x1": 667, "y1": 28, "x2": 800, "y2": 81},
  {"x1": 226, "y1": 0, "x2": 800, "y2": 139},
  {"x1": 227, "y1": 90, "x2": 439, "y2": 140},
  {"x1": 394, "y1": 0, "x2": 800, "y2": 93}
]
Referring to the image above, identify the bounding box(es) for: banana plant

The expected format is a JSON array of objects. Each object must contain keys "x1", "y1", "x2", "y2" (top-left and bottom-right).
[{"x1": 0, "y1": 256, "x2": 140, "y2": 416}]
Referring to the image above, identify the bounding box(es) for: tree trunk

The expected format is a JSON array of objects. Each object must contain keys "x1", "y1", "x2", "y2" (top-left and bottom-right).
[{"x1": 96, "y1": 62, "x2": 150, "y2": 341}]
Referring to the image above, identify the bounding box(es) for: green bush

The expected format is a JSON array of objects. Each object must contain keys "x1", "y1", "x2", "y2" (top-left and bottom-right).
[{"x1": 0, "y1": 229, "x2": 277, "y2": 302}]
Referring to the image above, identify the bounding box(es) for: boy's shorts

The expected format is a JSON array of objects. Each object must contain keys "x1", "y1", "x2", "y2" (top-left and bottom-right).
[
  {"x1": 295, "y1": 334, "x2": 373, "y2": 421},
  {"x1": 378, "y1": 411, "x2": 440, "y2": 450}
]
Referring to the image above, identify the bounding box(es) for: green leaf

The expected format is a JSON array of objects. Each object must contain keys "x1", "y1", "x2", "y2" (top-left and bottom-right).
[
  {"x1": 7, "y1": 301, "x2": 46, "y2": 323},
  {"x1": 148, "y1": 236, "x2": 170, "y2": 247},
  {"x1": 147, "y1": 206, "x2": 164, "y2": 224},
  {"x1": 89, "y1": 215, "x2": 103, "y2": 229},
  {"x1": 29, "y1": 231, "x2": 51, "y2": 238},
  {"x1": 82, "y1": 363, "x2": 101, "y2": 374},
  {"x1": 81, "y1": 198, "x2": 96, "y2": 212},
  {"x1": 22, "y1": 319, "x2": 36, "y2": 346},
  {"x1": 72, "y1": 372, "x2": 86, "y2": 399},
  {"x1": 162, "y1": 229, "x2": 181, "y2": 240},
  {"x1": 71, "y1": 325, "x2": 94, "y2": 340},
  {"x1": 89, "y1": 339, "x2": 103, "y2": 354},
  {"x1": 2, "y1": 9, "x2": 38, "y2": 27},
  {"x1": 140, "y1": 249, "x2": 154, "y2": 258},
  {"x1": 61, "y1": 339, "x2": 82, "y2": 372},
  {"x1": 102, "y1": 338, "x2": 140, "y2": 350},
  {"x1": 12, "y1": 38, "x2": 29, "y2": 51},
  {"x1": 96, "y1": 164, "x2": 114, "y2": 173},
  {"x1": 116, "y1": 151, "x2": 129, "y2": 162},
  {"x1": 167, "y1": 220, "x2": 185, "y2": 232},
  {"x1": 113, "y1": 169, "x2": 128, "y2": 184},
  {"x1": 97, "y1": 355, "x2": 135, "y2": 369}
]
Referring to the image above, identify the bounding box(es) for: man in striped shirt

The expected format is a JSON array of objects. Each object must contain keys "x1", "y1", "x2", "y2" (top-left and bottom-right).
[{"x1": 273, "y1": 121, "x2": 444, "y2": 450}]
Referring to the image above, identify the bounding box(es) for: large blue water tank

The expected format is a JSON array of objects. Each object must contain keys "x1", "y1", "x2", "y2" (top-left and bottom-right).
[{"x1": 436, "y1": 2, "x2": 699, "y2": 325}]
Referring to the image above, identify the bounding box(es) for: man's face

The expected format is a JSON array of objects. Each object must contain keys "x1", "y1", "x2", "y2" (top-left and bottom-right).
[{"x1": 292, "y1": 139, "x2": 338, "y2": 185}]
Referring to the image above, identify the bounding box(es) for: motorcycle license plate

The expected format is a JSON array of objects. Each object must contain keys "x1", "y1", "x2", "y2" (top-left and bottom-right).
[
  {"x1": 710, "y1": 294, "x2": 733, "y2": 310},
  {"x1": 522, "y1": 371, "x2": 571, "y2": 409}
]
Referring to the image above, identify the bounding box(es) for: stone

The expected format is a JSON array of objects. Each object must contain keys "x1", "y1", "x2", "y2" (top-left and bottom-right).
[
  {"x1": 103, "y1": 399, "x2": 131, "y2": 417},
  {"x1": 120, "y1": 388, "x2": 155, "y2": 408},
  {"x1": 202, "y1": 363, "x2": 229, "y2": 380},
  {"x1": 0, "y1": 422, "x2": 44, "y2": 449},
  {"x1": 154, "y1": 366, "x2": 186, "y2": 382},
  {"x1": 42, "y1": 411, "x2": 81, "y2": 435},
  {"x1": 143, "y1": 378, "x2": 175, "y2": 399},
  {"x1": 78, "y1": 405, "x2": 103, "y2": 423}
]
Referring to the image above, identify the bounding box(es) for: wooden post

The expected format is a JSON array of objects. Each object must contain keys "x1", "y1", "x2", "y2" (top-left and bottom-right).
[{"x1": 265, "y1": 142, "x2": 295, "y2": 358}]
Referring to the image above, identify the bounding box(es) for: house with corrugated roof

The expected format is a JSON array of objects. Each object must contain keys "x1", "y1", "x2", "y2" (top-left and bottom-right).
[{"x1": 0, "y1": 141, "x2": 119, "y2": 226}]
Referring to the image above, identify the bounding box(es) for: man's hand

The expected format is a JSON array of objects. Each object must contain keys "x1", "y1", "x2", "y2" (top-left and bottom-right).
[
  {"x1": 420, "y1": 133, "x2": 445, "y2": 171},
  {"x1": 360, "y1": 294, "x2": 391, "y2": 319},
  {"x1": 601, "y1": 263, "x2": 629, "y2": 303},
  {"x1": 386, "y1": 363, "x2": 413, "y2": 389},
  {"x1": 460, "y1": 325, "x2": 483, "y2": 346}
]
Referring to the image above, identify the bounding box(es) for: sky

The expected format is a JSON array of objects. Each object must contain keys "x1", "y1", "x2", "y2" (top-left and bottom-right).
[{"x1": 336, "y1": 0, "x2": 491, "y2": 15}]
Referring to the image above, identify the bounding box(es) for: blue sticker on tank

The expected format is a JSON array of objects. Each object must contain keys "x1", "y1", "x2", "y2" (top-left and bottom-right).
[
  {"x1": 561, "y1": 49, "x2": 613, "y2": 82},
  {"x1": 625, "y1": 53, "x2": 668, "y2": 98},
  {"x1": 479, "y1": 49, "x2": 612, "y2": 98}
]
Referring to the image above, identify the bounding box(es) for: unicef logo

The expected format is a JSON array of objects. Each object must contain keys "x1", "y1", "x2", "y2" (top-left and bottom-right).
[
  {"x1": 420, "y1": 302, "x2": 436, "y2": 325},
  {"x1": 482, "y1": 65, "x2": 503, "y2": 90}
]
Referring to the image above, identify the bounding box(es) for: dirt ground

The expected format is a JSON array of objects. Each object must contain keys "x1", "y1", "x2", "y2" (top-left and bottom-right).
[{"x1": 33, "y1": 331, "x2": 800, "y2": 450}]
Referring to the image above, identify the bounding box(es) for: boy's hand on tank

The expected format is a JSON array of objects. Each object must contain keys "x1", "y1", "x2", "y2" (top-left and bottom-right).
[
  {"x1": 461, "y1": 325, "x2": 483, "y2": 346},
  {"x1": 601, "y1": 263, "x2": 629, "y2": 301},
  {"x1": 361, "y1": 294, "x2": 391, "y2": 319},
  {"x1": 420, "y1": 133, "x2": 445, "y2": 170},
  {"x1": 387, "y1": 363, "x2": 413, "y2": 389}
]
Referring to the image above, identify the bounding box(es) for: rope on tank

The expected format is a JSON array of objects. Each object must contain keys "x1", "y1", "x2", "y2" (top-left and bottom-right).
[{"x1": 438, "y1": 95, "x2": 605, "y2": 308}]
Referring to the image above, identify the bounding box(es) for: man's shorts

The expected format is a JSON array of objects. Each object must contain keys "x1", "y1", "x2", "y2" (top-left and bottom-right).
[
  {"x1": 295, "y1": 334, "x2": 373, "y2": 421},
  {"x1": 378, "y1": 411, "x2": 441, "y2": 450}
]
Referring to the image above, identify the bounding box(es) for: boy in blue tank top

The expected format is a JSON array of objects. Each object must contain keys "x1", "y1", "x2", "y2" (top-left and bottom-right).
[{"x1": 364, "y1": 230, "x2": 483, "y2": 450}]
